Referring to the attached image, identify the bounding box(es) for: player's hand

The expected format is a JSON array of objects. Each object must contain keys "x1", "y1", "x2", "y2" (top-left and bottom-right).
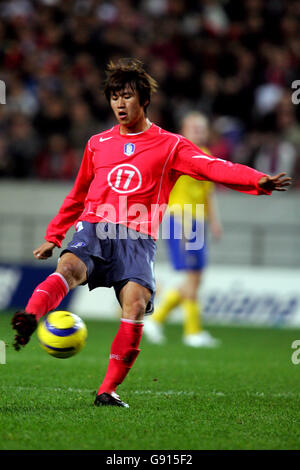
[
  {"x1": 33, "y1": 241, "x2": 56, "y2": 260},
  {"x1": 258, "y1": 172, "x2": 292, "y2": 192}
]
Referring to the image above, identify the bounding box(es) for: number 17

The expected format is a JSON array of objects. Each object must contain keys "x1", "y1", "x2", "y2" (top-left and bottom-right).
[{"x1": 115, "y1": 169, "x2": 135, "y2": 189}]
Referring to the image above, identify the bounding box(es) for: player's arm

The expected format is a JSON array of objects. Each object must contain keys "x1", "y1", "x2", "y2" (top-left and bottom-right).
[
  {"x1": 206, "y1": 188, "x2": 223, "y2": 240},
  {"x1": 33, "y1": 141, "x2": 94, "y2": 260},
  {"x1": 172, "y1": 138, "x2": 291, "y2": 195}
]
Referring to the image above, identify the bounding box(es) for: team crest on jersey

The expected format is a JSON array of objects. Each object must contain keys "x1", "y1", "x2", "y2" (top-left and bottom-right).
[{"x1": 124, "y1": 143, "x2": 135, "y2": 156}]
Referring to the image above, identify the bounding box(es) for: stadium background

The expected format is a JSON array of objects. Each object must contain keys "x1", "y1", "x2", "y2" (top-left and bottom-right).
[{"x1": 0, "y1": 0, "x2": 300, "y2": 327}]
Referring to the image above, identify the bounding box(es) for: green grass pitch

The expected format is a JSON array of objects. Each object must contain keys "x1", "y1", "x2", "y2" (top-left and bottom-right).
[{"x1": 0, "y1": 311, "x2": 300, "y2": 450}]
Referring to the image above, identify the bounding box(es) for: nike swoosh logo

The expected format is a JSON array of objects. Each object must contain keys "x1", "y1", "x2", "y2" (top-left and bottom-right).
[
  {"x1": 36, "y1": 289, "x2": 50, "y2": 296},
  {"x1": 99, "y1": 136, "x2": 113, "y2": 142},
  {"x1": 192, "y1": 155, "x2": 225, "y2": 162},
  {"x1": 192, "y1": 155, "x2": 214, "y2": 160}
]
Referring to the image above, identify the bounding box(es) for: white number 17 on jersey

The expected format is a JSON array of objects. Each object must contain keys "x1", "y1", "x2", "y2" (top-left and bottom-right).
[{"x1": 114, "y1": 169, "x2": 135, "y2": 189}]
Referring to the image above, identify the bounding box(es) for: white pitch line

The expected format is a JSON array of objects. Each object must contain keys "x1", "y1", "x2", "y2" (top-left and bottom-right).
[{"x1": 0, "y1": 385, "x2": 299, "y2": 399}]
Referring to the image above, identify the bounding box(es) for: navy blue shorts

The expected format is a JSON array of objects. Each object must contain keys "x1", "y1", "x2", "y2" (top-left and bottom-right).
[
  {"x1": 165, "y1": 215, "x2": 207, "y2": 271},
  {"x1": 61, "y1": 222, "x2": 157, "y2": 314}
]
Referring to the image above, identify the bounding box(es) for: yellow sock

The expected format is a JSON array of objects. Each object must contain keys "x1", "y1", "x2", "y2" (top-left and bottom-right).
[
  {"x1": 182, "y1": 299, "x2": 202, "y2": 336},
  {"x1": 152, "y1": 289, "x2": 182, "y2": 324}
]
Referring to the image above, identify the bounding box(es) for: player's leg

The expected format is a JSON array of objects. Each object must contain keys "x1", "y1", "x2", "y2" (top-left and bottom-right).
[
  {"x1": 144, "y1": 288, "x2": 181, "y2": 343},
  {"x1": 144, "y1": 216, "x2": 183, "y2": 343},
  {"x1": 95, "y1": 281, "x2": 151, "y2": 408},
  {"x1": 179, "y1": 269, "x2": 203, "y2": 336},
  {"x1": 12, "y1": 252, "x2": 87, "y2": 350},
  {"x1": 178, "y1": 219, "x2": 220, "y2": 347},
  {"x1": 26, "y1": 252, "x2": 87, "y2": 318},
  {"x1": 180, "y1": 270, "x2": 220, "y2": 347}
]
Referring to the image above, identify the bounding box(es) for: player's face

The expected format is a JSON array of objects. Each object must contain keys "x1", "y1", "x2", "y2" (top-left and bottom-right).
[
  {"x1": 182, "y1": 116, "x2": 209, "y2": 147},
  {"x1": 110, "y1": 86, "x2": 145, "y2": 131}
]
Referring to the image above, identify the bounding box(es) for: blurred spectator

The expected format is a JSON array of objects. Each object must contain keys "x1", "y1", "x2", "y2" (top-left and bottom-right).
[
  {"x1": 33, "y1": 95, "x2": 70, "y2": 138},
  {"x1": 6, "y1": 75, "x2": 38, "y2": 116},
  {"x1": 275, "y1": 92, "x2": 300, "y2": 149},
  {"x1": 0, "y1": 0, "x2": 299, "y2": 186},
  {"x1": 254, "y1": 83, "x2": 284, "y2": 116},
  {"x1": 0, "y1": 135, "x2": 10, "y2": 177},
  {"x1": 275, "y1": 92, "x2": 300, "y2": 187},
  {"x1": 8, "y1": 114, "x2": 41, "y2": 177},
  {"x1": 196, "y1": 71, "x2": 220, "y2": 117},
  {"x1": 254, "y1": 132, "x2": 297, "y2": 177},
  {"x1": 208, "y1": 123, "x2": 233, "y2": 162},
  {"x1": 69, "y1": 100, "x2": 102, "y2": 154},
  {"x1": 202, "y1": 0, "x2": 230, "y2": 36},
  {"x1": 36, "y1": 134, "x2": 78, "y2": 180}
]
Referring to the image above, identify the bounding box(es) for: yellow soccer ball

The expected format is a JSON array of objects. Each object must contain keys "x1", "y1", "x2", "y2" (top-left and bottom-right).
[{"x1": 37, "y1": 311, "x2": 87, "y2": 359}]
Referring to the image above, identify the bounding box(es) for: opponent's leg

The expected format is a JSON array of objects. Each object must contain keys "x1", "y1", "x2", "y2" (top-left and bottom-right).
[
  {"x1": 143, "y1": 288, "x2": 181, "y2": 344},
  {"x1": 144, "y1": 270, "x2": 201, "y2": 344},
  {"x1": 144, "y1": 214, "x2": 183, "y2": 343},
  {"x1": 180, "y1": 270, "x2": 202, "y2": 336},
  {"x1": 12, "y1": 252, "x2": 87, "y2": 351},
  {"x1": 95, "y1": 281, "x2": 151, "y2": 408},
  {"x1": 180, "y1": 271, "x2": 220, "y2": 347}
]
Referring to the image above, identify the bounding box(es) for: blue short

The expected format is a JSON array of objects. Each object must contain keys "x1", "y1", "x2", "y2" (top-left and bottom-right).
[
  {"x1": 165, "y1": 215, "x2": 207, "y2": 271},
  {"x1": 61, "y1": 221, "x2": 157, "y2": 314}
]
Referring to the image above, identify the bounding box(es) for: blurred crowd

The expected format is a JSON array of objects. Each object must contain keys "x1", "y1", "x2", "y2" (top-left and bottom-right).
[{"x1": 0, "y1": 0, "x2": 300, "y2": 187}]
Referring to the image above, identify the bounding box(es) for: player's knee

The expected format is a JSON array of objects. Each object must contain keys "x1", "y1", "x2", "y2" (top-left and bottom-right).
[
  {"x1": 56, "y1": 261, "x2": 85, "y2": 289},
  {"x1": 182, "y1": 291, "x2": 197, "y2": 302},
  {"x1": 123, "y1": 298, "x2": 147, "y2": 321}
]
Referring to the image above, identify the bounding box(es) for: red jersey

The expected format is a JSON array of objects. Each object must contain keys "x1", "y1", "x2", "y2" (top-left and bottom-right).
[{"x1": 45, "y1": 123, "x2": 270, "y2": 246}]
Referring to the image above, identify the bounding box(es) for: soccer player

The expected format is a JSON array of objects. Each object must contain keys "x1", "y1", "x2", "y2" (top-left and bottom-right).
[
  {"x1": 11, "y1": 59, "x2": 291, "y2": 408},
  {"x1": 144, "y1": 111, "x2": 222, "y2": 347}
]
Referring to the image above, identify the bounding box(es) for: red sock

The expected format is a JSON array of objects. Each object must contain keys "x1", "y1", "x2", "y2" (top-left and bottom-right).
[
  {"x1": 25, "y1": 273, "x2": 69, "y2": 321},
  {"x1": 97, "y1": 319, "x2": 144, "y2": 395}
]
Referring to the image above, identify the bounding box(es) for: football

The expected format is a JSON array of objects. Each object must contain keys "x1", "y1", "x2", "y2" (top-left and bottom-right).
[{"x1": 37, "y1": 311, "x2": 87, "y2": 359}]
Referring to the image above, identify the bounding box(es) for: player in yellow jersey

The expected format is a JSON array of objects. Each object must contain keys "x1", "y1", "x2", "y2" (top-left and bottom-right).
[{"x1": 144, "y1": 111, "x2": 222, "y2": 347}]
